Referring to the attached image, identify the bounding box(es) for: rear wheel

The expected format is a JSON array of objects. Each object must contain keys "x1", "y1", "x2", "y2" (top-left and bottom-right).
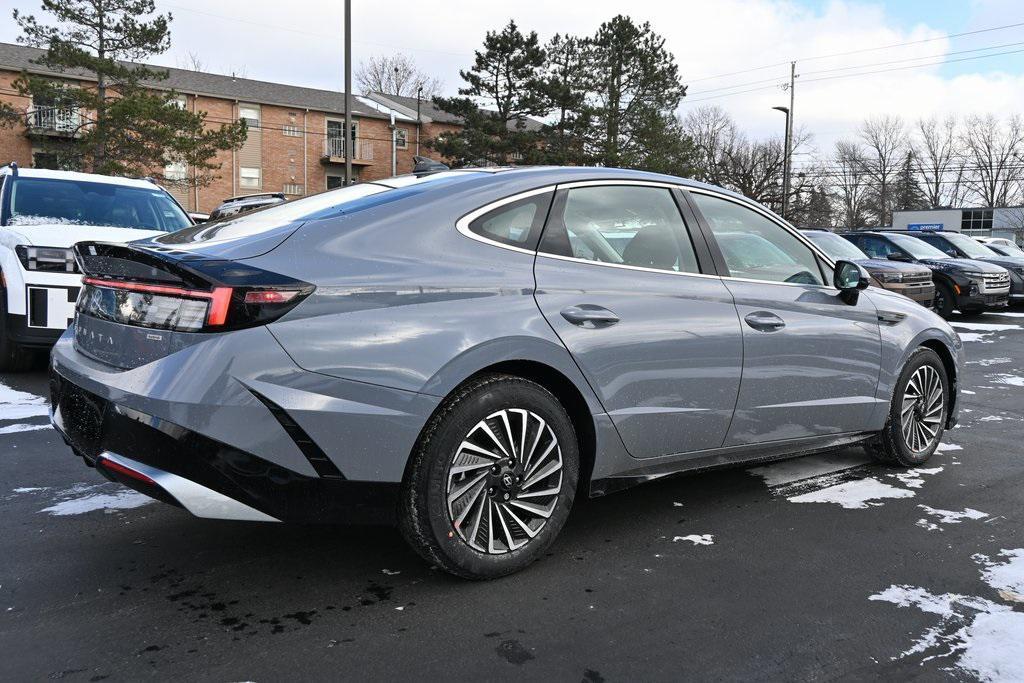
[
  {"x1": 869, "y1": 347, "x2": 948, "y2": 466},
  {"x1": 399, "y1": 374, "x2": 579, "y2": 579},
  {"x1": 933, "y1": 281, "x2": 955, "y2": 318}
]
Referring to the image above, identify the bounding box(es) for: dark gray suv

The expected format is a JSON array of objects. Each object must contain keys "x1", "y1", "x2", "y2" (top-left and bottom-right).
[{"x1": 50, "y1": 168, "x2": 963, "y2": 578}]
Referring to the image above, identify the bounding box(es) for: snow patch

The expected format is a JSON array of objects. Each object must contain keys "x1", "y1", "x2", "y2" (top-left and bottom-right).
[
  {"x1": 748, "y1": 453, "x2": 870, "y2": 491},
  {"x1": 39, "y1": 483, "x2": 153, "y2": 516},
  {"x1": 0, "y1": 381, "x2": 49, "y2": 421},
  {"x1": 890, "y1": 466, "x2": 944, "y2": 489},
  {"x1": 955, "y1": 332, "x2": 994, "y2": 343},
  {"x1": 918, "y1": 505, "x2": 987, "y2": 525},
  {"x1": 979, "y1": 415, "x2": 1006, "y2": 422},
  {"x1": 13, "y1": 487, "x2": 47, "y2": 493},
  {"x1": 936, "y1": 443, "x2": 963, "y2": 453},
  {"x1": 989, "y1": 374, "x2": 1024, "y2": 387},
  {"x1": 673, "y1": 534, "x2": 714, "y2": 546},
  {"x1": 787, "y1": 477, "x2": 915, "y2": 509},
  {"x1": 950, "y1": 322, "x2": 1020, "y2": 332},
  {"x1": 0, "y1": 423, "x2": 51, "y2": 435},
  {"x1": 967, "y1": 357, "x2": 1012, "y2": 367},
  {"x1": 870, "y1": 550, "x2": 1024, "y2": 681},
  {"x1": 961, "y1": 390, "x2": 976, "y2": 395}
]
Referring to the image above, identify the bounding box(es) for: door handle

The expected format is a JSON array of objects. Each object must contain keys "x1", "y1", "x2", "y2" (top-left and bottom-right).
[
  {"x1": 744, "y1": 311, "x2": 786, "y2": 332},
  {"x1": 560, "y1": 305, "x2": 620, "y2": 327}
]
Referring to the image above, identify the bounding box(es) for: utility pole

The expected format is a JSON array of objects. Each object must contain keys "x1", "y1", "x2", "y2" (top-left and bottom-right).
[
  {"x1": 343, "y1": 0, "x2": 352, "y2": 186},
  {"x1": 416, "y1": 85, "x2": 422, "y2": 156},
  {"x1": 780, "y1": 61, "x2": 796, "y2": 220}
]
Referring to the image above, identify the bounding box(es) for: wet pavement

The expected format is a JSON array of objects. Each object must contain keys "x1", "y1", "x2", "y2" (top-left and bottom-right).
[{"x1": 2, "y1": 310, "x2": 1023, "y2": 681}]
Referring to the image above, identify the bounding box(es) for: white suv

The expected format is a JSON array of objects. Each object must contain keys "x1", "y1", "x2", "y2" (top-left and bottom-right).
[{"x1": 0, "y1": 165, "x2": 192, "y2": 370}]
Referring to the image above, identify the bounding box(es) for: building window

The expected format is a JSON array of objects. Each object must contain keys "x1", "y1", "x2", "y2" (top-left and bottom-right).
[
  {"x1": 239, "y1": 105, "x2": 260, "y2": 129},
  {"x1": 283, "y1": 125, "x2": 301, "y2": 137},
  {"x1": 165, "y1": 160, "x2": 187, "y2": 182},
  {"x1": 283, "y1": 183, "x2": 304, "y2": 195},
  {"x1": 169, "y1": 95, "x2": 187, "y2": 109},
  {"x1": 395, "y1": 127, "x2": 409, "y2": 149},
  {"x1": 240, "y1": 166, "x2": 261, "y2": 189},
  {"x1": 961, "y1": 209, "x2": 993, "y2": 235}
]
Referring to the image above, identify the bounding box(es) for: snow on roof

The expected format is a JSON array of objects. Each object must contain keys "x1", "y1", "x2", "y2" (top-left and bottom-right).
[{"x1": 0, "y1": 166, "x2": 162, "y2": 190}]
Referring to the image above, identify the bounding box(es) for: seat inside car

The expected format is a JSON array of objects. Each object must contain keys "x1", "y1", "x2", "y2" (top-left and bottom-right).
[{"x1": 622, "y1": 224, "x2": 679, "y2": 270}]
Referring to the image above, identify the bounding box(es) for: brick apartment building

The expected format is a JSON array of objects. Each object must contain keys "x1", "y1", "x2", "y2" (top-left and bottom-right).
[{"x1": 0, "y1": 42, "x2": 462, "y2": 213}]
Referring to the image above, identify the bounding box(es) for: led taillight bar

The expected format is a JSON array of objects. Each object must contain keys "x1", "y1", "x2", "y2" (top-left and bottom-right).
[
  {"x1": 98, "y1": 456, "x2": 157, "y2": 486},
  {"x1": 82, "y1": 277, "x2": 234, "y2": 327}
]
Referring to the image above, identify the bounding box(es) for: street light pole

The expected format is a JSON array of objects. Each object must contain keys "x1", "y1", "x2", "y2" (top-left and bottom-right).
[{"x1": 343, "y1": 0, "x2": 352, "y2": 186}]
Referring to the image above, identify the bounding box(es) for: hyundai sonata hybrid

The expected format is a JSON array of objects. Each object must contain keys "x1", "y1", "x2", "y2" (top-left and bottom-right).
[{"x1": 50, "y1": 167, "x2": 963, "y2": 579}]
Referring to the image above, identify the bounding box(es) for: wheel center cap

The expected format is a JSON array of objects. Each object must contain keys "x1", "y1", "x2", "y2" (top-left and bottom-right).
[{"x1": 500, "y1": 472, "x2": 516, "y2": 490}]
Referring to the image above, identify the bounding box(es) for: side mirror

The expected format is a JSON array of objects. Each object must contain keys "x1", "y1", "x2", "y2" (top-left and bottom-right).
[{"x1": 834, "y1": 260, "x2": 870, "y2": 304}]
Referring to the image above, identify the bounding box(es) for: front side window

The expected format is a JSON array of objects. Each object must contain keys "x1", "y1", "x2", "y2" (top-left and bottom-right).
[
  {"x1": 691, "y1": 193, "x2": 823, "y2": 285},
  {"x1": 468, "y1": 191, "x2": 553, "y2": 249},
  {"x1": 6, "y1": 177, "x2": 190, "y2": 232},
  {"x1": 539, "y1": 185, "x2": 700, "y2": 273}
]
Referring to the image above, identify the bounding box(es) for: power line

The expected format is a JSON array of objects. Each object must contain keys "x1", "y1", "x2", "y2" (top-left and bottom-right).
[
  {"x1": 683, "y1": 44, "x2": 1024, "y2": 104},
  {"x1": 687, "y1": 19, "x2": 1024, "y2": 84}
]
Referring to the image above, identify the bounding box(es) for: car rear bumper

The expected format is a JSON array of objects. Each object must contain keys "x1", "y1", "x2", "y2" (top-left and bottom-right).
[{"x1": 49, "y1": 325, "x2": 439, "y2": 524}]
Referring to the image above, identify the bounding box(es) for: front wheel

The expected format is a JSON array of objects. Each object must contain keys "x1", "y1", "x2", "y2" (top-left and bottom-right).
[
  {"x1": 399, "y1": 374, "x2": 579, "y2": 579},
  {"x1": 868, "y1": 347, "x2": 948, "y2": 466},
  {"x1": 0, "y1": 291, "x2": 35, "y2": 372},
  {"x1": 933, "y1": 281, "x2": 955, "y2": 318}
]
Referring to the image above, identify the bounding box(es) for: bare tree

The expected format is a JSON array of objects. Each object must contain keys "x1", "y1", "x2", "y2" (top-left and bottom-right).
[
  {"x1": 833, "y1": 140, "x2": 870, "y2": 228},
  {"x1": 912, "y1": 116, "x2": 959, "y2": 208},
  {"x1": 177, "y1": 51, "x2": 205, "y2": 72},
  {"x1": 356, "y1": 54, "x2": 442, "y2": 98},
  {"x1": 858, "y1": 115, "x2": 907, "y2": 226},
  {"x1": 960, "y1": 113, "x2": 1024, "y2": 207},
  {"x1": 682, "y1": 104, "x2": 735, "y2": 185}
]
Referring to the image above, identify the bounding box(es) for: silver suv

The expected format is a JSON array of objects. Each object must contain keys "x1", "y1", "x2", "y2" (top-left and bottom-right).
[{"x1": 51, "y1": 167, "x2": 963, "y2": 578}]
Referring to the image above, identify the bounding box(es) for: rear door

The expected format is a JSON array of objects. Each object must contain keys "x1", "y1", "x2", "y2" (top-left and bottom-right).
[
  {"x1": 685, "y1": 190, "x2": 883, "y2": 446},
  {"x1": 533, "y1": 181, "x2": 743, "y2": 459}
]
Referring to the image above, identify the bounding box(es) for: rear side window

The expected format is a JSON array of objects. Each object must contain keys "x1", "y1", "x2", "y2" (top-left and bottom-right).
[
  {"x1": 538, "y1": 185, "x2": 700, "y2": 273},
  {"x1": 691, "y1": 193, "x2": 824, "y2": 285},
  {"x1": 468, "y1": 191, "x2": 553, "y2": 249}
]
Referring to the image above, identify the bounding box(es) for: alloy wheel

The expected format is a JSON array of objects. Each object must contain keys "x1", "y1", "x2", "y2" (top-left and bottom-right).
[
  {"x1": 900, "y1": 365, "x2": 944, "y2": 453},
  {"x1": 445, "y1": 408, "x2": 563, "y2": 554}
]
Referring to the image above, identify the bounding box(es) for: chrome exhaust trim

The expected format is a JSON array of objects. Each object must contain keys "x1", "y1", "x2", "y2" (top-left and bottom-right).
[{"x1": 99, "y1": 451, "x2": 280, "y2": 523}]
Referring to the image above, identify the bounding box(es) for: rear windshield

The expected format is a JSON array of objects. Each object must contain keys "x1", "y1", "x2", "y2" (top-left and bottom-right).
[
  {"x1": 6, "y1": 177, "x2": 190, "y2": 232},
  {"x1": 157, "y1": 171, "x2": 485, "y2": 245}
]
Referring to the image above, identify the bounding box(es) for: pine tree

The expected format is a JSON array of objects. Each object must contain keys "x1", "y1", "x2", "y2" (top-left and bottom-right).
[
  {"x1": 537, "y1": 33, "x2": 592, "y2": 166},
  {"x1": 586, "y1": 16, "x2": 690, "y2": 170},
  {"x1": 5, "y1": 0, "x2": 246, "y2": 185},
  {"x1": 892, "y1": 151, "x2": 928, "y2": 213},
  {"x1": 430, "y1": 21, "x2": 548, "y2": 166}
]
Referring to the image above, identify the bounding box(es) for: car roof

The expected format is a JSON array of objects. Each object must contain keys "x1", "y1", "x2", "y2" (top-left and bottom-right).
[{"x1": 0, "y1": 166, "x2": 162, "y2": 190}]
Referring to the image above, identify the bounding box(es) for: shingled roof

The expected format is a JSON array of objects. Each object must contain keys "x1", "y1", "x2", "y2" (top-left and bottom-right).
[
  {"x1": 368, "y1": 92, "x2": 545, "y2": 132},
  {"x1": 0, "y1": 41, "x2": 386, "y2": 119}
]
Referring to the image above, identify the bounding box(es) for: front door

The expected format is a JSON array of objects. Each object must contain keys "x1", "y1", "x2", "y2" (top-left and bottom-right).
[
  {"x1": 687, "y1": 190, "x2": 883, "y2": 446},
  {"x1": 533, "y1": 182, "x2": 743, "y2": 459}
]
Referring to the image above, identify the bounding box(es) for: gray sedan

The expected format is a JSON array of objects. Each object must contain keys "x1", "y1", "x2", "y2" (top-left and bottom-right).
[{"x1": 50, "y1": 167, "x2": 963, "y2": 579}]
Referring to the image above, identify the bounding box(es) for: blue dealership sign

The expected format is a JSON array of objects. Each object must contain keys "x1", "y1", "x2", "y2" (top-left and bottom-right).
[{"x1": 907, "y1": 223, "x2": 943, "y2": 232}]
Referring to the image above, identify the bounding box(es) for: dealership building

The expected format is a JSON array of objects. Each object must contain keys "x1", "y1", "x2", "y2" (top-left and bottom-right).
[{"x1": 892, "y1": 207, "x2": 1024, "y2": 244}]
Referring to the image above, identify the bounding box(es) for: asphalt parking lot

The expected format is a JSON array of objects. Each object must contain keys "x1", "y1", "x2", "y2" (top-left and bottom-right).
[{"x1": 2, "y1": 311, "x2": 1023, "y2": 681}]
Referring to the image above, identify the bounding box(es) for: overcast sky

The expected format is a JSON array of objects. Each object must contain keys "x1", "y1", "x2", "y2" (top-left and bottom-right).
[{"x1": 2, "y1": 0, "x2": 1024, "y2": 161}]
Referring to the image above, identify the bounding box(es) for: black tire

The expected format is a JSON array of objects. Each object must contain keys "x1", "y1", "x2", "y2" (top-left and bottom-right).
[
  {"x1": 933, "y1": 281, "x2": 955, "y2": 318},
  {"x1": 0, "y1": 289, "x2": 34, "y2": 372},
  {"x1": 399, "y1": 374, "x2": 579, "y2": 580},
  {"x1": 868, "y1": 347, "x2": 949, "y2": 466}
]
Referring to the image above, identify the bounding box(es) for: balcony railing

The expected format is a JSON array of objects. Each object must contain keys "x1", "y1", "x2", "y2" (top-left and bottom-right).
[
  {"x1": 28, "y1": 106, "x2": 81, "y2": 135},
  {"x1": 322, "y1": 137, "x2": 374, "y2": 162}
]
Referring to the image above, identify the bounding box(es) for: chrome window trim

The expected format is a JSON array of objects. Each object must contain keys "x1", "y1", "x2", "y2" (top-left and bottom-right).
[
  {"x1": 455, "y1": 186, "x2": 557, "y2": 256},
  {"x1": 455, "y1": 179, "x2": 845, "y2": 292},
  {"x1": 535, "y1": 250, "x2": 723, "y2": 280}
]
